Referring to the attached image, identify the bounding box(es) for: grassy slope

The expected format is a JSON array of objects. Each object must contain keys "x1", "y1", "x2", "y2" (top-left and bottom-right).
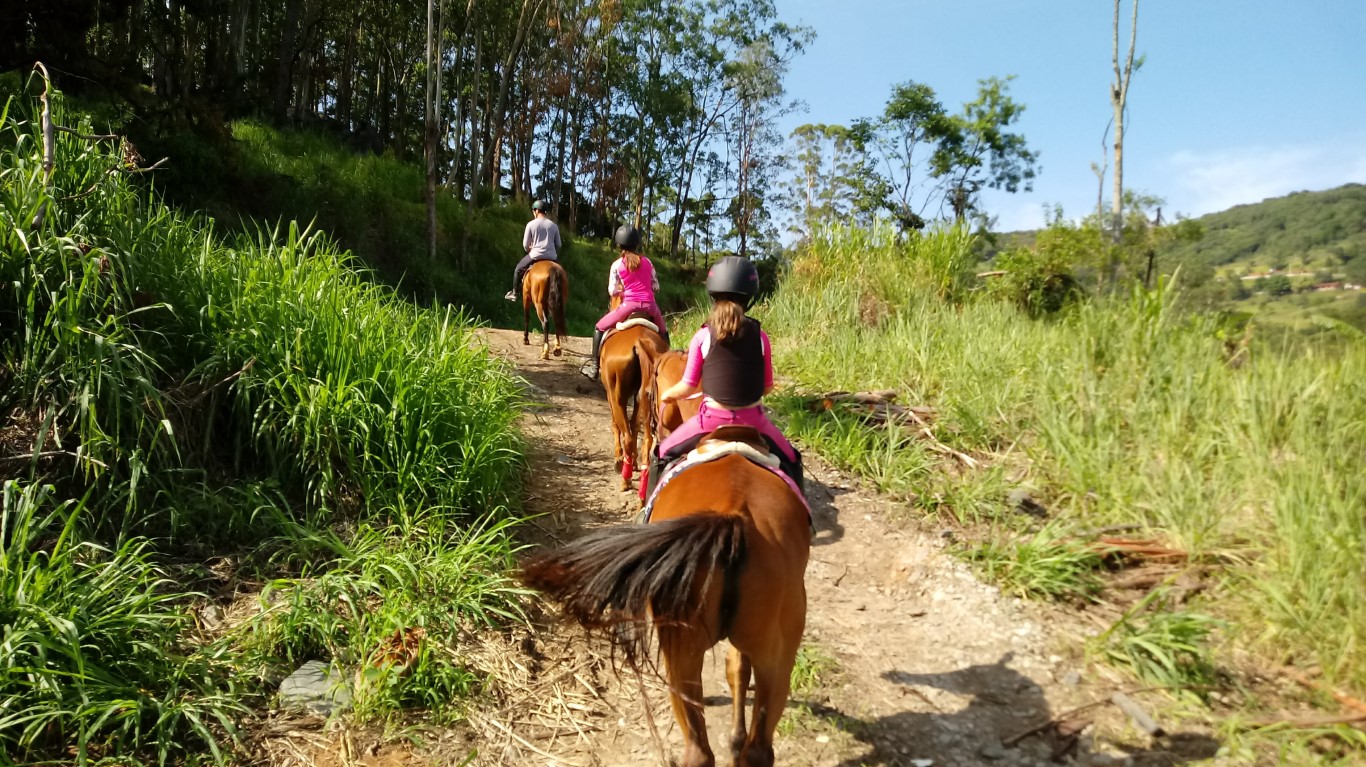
[
  {"x1": 760, "y1": 224, "x2": 1365, "y2": 757},
  {"x1": 138, "y1": 118, "x2": 703, "y2": 336},
  {"x1": 1, "y1": 76, "x2": 533, "y2": 764}
]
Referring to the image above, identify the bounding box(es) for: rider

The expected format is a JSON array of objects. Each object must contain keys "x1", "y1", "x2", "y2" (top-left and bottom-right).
[
  {"x1": 650, "y1": 255, "x2": 803, "y2": 495},
  {"x1": 506, "y1": 200, "x2": 562, "y2": 302},
  {"x1": 580, "y1": 224, "x2": 668, "y2": 380}
]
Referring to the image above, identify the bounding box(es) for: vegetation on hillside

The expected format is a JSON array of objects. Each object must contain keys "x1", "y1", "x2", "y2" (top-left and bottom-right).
[
  {"x1": 761, "y1": 223, "x2": 1366, "y2": 757},
  {"x1": 2, "y1": 78, "x2": 529, "y2": 764},
  {"x1": 1159, "y1": 183, "x2": 1366, "y2": 274}
]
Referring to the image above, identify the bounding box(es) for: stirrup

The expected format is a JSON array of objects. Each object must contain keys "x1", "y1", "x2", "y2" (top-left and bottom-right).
[{"x1": 504, "y1": 291, "x2": 517, "y2": 301}]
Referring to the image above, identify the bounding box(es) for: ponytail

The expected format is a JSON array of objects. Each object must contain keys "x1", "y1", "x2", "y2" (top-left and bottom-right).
[
  {"x1": 707, "y1": 298, "x2": 746, "y2": 342},
  {"x1": 622, "y1": 251, "x2": 642, "y2": 271}
]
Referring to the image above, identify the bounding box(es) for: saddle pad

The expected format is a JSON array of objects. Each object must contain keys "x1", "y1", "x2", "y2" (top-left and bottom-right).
[
  {"x1": 615, "y1": 317, "x2": 659, "y2": 333},
  {"x1": 694, "y1": 440, "x2": 780, "y2": 468},
  {"x1": 639, "y1": 444, "x2": 808, "y2": 524}
]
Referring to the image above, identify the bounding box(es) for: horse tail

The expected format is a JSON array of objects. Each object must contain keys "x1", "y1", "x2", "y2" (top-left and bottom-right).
[
  {"x1": 548, "y1": 263, "x2": 566, "y2": 339},
  {"x1": 520, "y1": 514, "x2": 747, "y2": 660}
]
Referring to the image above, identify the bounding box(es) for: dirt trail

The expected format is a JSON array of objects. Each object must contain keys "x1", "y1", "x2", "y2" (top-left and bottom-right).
[{"x1": 466, "y1": 328, "x2": 1222, "y2": 767}]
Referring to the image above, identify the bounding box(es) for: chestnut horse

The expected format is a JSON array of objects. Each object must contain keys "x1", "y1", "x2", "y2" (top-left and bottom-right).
[
  {"x1": 600, "y1": 323, "x2": 668, "y2": 489},
  {"x1": 521, "y1": 451, "x2": 810, "y2": 767},
  {"x1": 522, "y1": 260, "x2": 568, "y2": 360}
]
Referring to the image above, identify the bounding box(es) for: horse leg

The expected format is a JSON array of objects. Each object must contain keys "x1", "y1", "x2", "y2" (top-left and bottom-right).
[
  {"x1": 738, "y1": 622, "x2": 803, "y2": 767},
  {"x1": 540, "y1": 299, "x2": 551, "y2": 360},
  {"x1": 553, "y1": 273, "x2": 566, "y2": 356},
  {"x1": 522, "y1": 287, "x2": 532, "y2": 346},
  {"x1": 659, "y1": 627, "x2": 716, "y2": 767},
  {"x1": 725, "y1": 646, "x2": 752, "y2": 761},
  {"x1": 603, "y1": 371, "x2": 630, "y2": 484}
]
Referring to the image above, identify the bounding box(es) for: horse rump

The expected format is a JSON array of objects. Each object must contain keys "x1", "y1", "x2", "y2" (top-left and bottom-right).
[{"x1": 519, "y1": 513, "x2": 747, "y2": 661}]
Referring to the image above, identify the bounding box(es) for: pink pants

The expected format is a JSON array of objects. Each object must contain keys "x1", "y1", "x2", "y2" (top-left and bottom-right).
[
  {"x1": 658, "y1": 400, "x2": 797, "y2": 463},
  {"x1": 596, "y1": 300, "x2": 666, "y2": 333}
]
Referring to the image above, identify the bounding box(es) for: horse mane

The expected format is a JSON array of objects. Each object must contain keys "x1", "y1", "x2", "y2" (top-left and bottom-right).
[{"x1": 520, "y1": 513, "x2": 747, "y2": 661}]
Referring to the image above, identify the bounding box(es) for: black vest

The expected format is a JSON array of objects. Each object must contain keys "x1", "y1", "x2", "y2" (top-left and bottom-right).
[{"x1": 701, "y1": 318, "x2": 765, "y2": 406}]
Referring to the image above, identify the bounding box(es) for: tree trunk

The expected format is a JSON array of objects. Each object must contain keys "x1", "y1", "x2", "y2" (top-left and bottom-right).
[
  {"x1": 479, "y1": 0, "x2": 541, "y2": 190},
  {"x1": 1111, "y1": 0, "x2": 1139, "y2": 243},
  {"x1": 425, "y1": 0, "x2": 440, "y2": 263},
  {"x1": 272, "y1": 0, "x2": 302, "y2": 123}
]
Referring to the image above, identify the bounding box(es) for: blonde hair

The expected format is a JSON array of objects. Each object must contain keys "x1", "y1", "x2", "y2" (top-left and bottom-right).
[{"x1": 707, "y1": 298, "x2": 746, "y2": 342}]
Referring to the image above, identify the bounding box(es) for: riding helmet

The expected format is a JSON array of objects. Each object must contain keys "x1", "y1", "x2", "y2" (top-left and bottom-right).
[
  {"x1": 706, "y1": 255, "x2": 760, "y2": 307},
  {"x1": 613, "y1": 224, "x2": 642, "y2": 252}
]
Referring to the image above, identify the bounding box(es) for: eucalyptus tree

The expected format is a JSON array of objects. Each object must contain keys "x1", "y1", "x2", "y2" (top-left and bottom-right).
[{"x1": 782, "y1": 123, "x2": 886, "y2": 238}]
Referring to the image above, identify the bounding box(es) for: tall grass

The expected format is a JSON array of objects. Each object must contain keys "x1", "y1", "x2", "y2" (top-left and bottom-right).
[
  {"x1": 2, "y1": 77, "x2": 531, "y2": 761},
  {"x1": 0, "y1": 482, "x2": 244, "y2": 764},
  {"x1": 765, "y1": 222, "x2": 1366, "y2": 691}
]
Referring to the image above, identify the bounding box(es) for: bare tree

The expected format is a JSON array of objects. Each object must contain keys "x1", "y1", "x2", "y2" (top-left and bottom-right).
[{"x1": 1110, "y1": 0, "x2": 1139, "y2": 242}]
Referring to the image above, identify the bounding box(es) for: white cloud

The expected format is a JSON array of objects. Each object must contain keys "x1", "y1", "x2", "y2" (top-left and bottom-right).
[{"x1": 1165, "y1": 141, "x2": 1366, "y2": 217}]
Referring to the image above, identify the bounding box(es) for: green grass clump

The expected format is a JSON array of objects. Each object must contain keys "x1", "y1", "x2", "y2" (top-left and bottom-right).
[
  {"x1": 0, "y1": 482, "x2": 244, "y2": 764},
  {"x1": 961, "y1": 526, "x2": 1104, "y2": 602},
  {"x1": 762, "y1": 221, "x2": 1366, "y2": 692}
]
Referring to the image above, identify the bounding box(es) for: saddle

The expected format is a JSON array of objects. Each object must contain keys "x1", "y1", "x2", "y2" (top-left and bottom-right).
[
  {"x1": 639, "y1": 424, "x2": 806, "y2": 523},
  {"x1": 613, "y1": 313, "x2": 659, "y2": 334},
  {"x1": 695, "y1": 425, "x2": 776, "y2": 465}
]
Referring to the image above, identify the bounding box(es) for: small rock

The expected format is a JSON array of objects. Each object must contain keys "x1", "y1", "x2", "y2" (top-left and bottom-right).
[
  {"x1": 911, "y1": 760, "x2": 934, "y2": 767},
  {"x1": 277, "y1": 660, "x2": 351, "y2": 716},
  {"x1": 980, "y1": 741, "x2": 1008, "y2": 760},
  {"x1": 1063, "y1": 671, "x2": 1082, "y2": 686},
  {"x1": 555, "y1": 454, "x2": 574, "y2": 465},
  {"x1": 815, "y1": 735, "x2": 830, "y2": 744}
]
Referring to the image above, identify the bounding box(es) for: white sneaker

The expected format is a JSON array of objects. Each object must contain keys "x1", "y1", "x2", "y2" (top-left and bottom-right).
[{"x1": 504, "y1": 291, "x2": 516, "y2": 301}]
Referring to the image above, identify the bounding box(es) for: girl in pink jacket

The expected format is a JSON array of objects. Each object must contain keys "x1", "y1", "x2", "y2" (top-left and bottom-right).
[{"x1": 580, "y1": 225, "x2": 668, "y2": 379}]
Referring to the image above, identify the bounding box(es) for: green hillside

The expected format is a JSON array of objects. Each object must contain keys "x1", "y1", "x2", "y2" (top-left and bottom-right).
[{"x1": 1161, "y1": 183, "x2": 1366, "y2": 276}]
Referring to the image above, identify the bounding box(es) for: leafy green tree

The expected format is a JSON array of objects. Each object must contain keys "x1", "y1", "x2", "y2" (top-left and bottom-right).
[
  {"x1": 855, "y1": 80, "x2": 953, "y2": 230},
  {"x1": 930, "y1": 76, "x2": 1039, "y2": 222}
]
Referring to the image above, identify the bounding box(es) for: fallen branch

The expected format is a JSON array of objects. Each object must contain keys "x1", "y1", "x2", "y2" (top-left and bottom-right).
[
  {"x1": 116, "y1": 156, "x2": 169, "y2": 174},
  {"x1": 976, "y1": 270, "x2": 1007, "y2": 278},
  {"x1": 1241, "y1": 712, "x2": 1366, "y2": 730},
  {"x1": 1281, "y1": 668, "x2": 1366, "y2": 717},
  {"x1": 54, "y1": 125, "x2": 120, "y2": 142},
  {"x1": 1112, "y1": 690, "x2": 1165, "y2": 736},
  {"x1": 1003, "y1": 685, "x2": 1183, "y2": 747},
  {"x1": 1091, "y1": 536, "x2": 1188, "y2": 562}
]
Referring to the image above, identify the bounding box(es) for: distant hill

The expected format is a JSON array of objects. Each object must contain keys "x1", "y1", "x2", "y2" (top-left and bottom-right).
[{"x1": 1159, "y1": 183, "x2": 1366, "y2": 274}]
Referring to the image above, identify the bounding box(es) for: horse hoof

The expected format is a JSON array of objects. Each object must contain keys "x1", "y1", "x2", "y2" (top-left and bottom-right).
[
  {"x1": 522, "y1": 338, "x2": 530, "y2": 346},
  {"x1": 553, "y1": 347, "x2": 562, "y2": 357}
]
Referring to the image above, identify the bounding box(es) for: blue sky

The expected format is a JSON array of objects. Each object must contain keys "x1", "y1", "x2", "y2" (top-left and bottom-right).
[{"x1": 771, "y1": 0, "x2": 1366, "y2": 231}]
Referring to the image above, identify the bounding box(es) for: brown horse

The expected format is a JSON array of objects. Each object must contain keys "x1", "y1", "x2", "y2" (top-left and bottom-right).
[
  {"x1": 522, "y1": 260, "x2": 568, "y2": 360},
  {"x1": 521, "y1": 449, "x2": 810, "y2": 767},
  {"x1": 600, "y1": 322, "x2": 668, "y2": 490}
]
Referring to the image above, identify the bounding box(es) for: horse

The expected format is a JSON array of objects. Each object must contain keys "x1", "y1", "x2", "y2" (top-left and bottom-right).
[
  {"x1": 522, "y1": 260, "x2": 568, "y2": 360},
  {"x1": 600, "y1": 320, "x2": 668, "y2": 490},
  {"x1": 520, "y1": 446, "x2": 810, "y2": 767}
]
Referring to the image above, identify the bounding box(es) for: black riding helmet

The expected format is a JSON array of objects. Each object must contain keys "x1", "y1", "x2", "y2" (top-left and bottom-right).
[
  {"x1": 614, "y1": 224, "x2": 642, "y2": 252},
  {"x1": 706, "y1": 255, "x2": 760, "y2": 309}
]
